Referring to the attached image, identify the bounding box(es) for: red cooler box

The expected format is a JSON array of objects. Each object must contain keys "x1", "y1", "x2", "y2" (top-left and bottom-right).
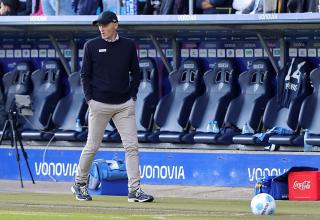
[{"x1": 288, "y1": 171, "x2": 320, "y2": 200}]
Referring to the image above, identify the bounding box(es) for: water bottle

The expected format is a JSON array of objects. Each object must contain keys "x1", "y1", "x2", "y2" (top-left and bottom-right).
[
  {"x1": 212, "y1": 120, "x2": 220, "y2": 134},
  {"x1": 206, "y1": 120, "x2": 213, "y2": 133},
  {"x1": 75, "y1": 118, "x2": 82, "y2": 132},
  {"x1": 242, "y1": 122, "x2": 251, "y2": 134},
  {"x1": 303, "y1": 129, "x2": 313, "y2": 152}
]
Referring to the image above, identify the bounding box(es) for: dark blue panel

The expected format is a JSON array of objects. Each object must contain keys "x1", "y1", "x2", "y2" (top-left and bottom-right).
[{"x1": 0, "y1": 148, "x2": 319, "y2": 187}]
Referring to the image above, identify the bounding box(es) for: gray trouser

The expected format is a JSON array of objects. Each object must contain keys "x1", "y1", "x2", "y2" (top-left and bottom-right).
[{"x1": 75, "y1": 99, "x2": 140, "y2": 192}]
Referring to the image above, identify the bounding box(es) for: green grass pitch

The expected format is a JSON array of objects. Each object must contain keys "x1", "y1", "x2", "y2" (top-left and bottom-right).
[{"x1": 0, "y1": 192, "x2": 319, "y2": 220}]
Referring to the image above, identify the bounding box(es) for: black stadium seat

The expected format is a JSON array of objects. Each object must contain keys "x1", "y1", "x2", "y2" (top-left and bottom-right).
[
  {"x1": 300, "y1": 68, "x2": 320, "y2": 145},
  {"x1": 21, "y1": 60, "x2": 64, "y2": 140},
  {"x1": 0, "y1": 62, "x2": 32, "y2": 138},
  {"x1": 237, "y1": 58, "x2": 312, "y2": 146},
  {"x1": 231, "y1": 60, "x2": 275, "y2": 145},
  {"x1": 53, "y1": 72, "x2": 88, "y2": 141},
  {"x1": 148, "y1": 58, "x2": 204, "y2": 143},
  {"x1": 266, "y1": 58, "x2": 312, "y2": 147},
  {"x1": 2, "y1": 62, "x2": 32, "y2": 112},
  {"x1": 110, "y1": 57, "x2": 159, "y2": 142},
  {"x1": 183, "y1": 59, "x2": 239, "y2": 144}
]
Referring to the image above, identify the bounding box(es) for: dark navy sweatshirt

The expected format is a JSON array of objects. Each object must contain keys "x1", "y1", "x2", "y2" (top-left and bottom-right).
[{"x1": 80, "y1": 36, "x2": 140, "y2": 104}]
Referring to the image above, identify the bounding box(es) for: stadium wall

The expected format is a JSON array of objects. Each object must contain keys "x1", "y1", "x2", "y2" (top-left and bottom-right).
[{"x1": 0, "y1": 147, "x2": 319, "y2": 187}]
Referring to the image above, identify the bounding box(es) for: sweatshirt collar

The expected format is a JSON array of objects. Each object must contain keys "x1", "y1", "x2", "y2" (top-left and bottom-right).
[{"x1": 103, "y1": 33, "x2": 119, "y2": 42}]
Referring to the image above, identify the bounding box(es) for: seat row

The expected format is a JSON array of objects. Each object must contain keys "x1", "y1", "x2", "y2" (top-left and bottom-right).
[{"x1": 1, "y1": 57, "x2": 320, "y2": 148}]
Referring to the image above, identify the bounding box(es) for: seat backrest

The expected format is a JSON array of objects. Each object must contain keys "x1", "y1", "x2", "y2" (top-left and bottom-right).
[
  {"x1": 299, "y1": 68, "x2": 320, "y2": 133},
  {"x1": 23, "y1": 60, "x2": 63, "y2": 130},
  {"x1": 52, "y1": 72, "x2": 87, "y2": 130},
  {"x1": 136, "y1": 58, "x2": 159, "y2": 131},
  {"x1": 0, "y1": 77, "x2": 5, "y2": 127},
  {"x1": 188, "y1": 59, "x2": 239, "y2": 131},
  {"x1": 224, "y1": 59, "x2": 275, "y2": 131},
  {"x1": 263, "y1": 57, "x2": 312, "y2": 130},
  {"x1": 2, "y1": 62, "x2": 32, "y2": 112},
  {"x1": 153, "y1": 58, "x2": 204, "y2": 132}
]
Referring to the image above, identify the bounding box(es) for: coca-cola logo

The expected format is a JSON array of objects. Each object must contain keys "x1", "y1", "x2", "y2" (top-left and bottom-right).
[{"x1": 293, "y1": 181, "x2": 311, "y2": 190}]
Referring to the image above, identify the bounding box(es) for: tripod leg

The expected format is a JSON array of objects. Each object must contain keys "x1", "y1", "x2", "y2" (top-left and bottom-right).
[
  {"x1": 17, "y1": 133, "x2": 35, "y2": 184},
  {"x1": 0, "y1": 119, "x2": 9, "y2": 145},
  {"x1": 9, "y1": 119, "x2": 24, "y2": 188}
]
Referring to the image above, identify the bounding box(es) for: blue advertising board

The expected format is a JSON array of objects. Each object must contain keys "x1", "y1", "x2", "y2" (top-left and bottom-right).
[{"x1": 0, "y1": 147, "x2": 319, "y2": 187}]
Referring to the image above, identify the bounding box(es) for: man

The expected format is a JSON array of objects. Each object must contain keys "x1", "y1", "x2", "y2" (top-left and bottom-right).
[
  {"x1": 0, "y1": 0, "x2": 19, "y2": 15},
  {"x1": 71, "y1": 11, "x2": 154, "y2": 203}
]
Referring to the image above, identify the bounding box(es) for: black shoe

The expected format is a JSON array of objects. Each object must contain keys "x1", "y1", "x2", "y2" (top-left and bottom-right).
[
  {"x1": 71, "y1": 183, "x2": 92, "y2": 201},
  {"x1": 128, "y1": 188, "x2": 154, "y2": 203}
]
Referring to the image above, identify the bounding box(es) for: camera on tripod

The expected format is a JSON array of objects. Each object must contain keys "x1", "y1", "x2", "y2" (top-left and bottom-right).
[
  {"x1": 14, "y1": 94, "x2": 33, "y2": 116},
  {"x1": 0, "y1": 94, "x2": 35, "y2": 188}
]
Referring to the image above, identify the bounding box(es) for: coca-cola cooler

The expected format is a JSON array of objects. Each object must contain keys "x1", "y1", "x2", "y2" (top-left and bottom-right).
[{"x1": 288, "y1": 171, "x2": 320, "y2": 200}]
